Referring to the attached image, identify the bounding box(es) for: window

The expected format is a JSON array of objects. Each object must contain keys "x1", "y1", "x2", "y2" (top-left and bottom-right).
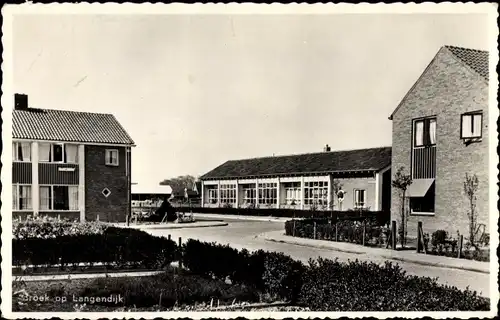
[
  {"x1": 105, "y1": 149, "x2": 119, "y2": 166},
  {"x1": 461, "y1": 112, "x2": 482, "y2": 139},
  {"x1": 39, "y1": 185, "x2": 79, "y2": 211},
  {"x1": 242, "y1": 186, "x2": 256, "y2": 204},
  {"x1": 258, "y1": 183, "x2": 278, "y2": 205},
  {"x1": 284, "y1": 182, "x2": 301, "y2": 205},
  {"x1": 354, "y1": 189, "x2": 366, "y2": 208},
  {"x1": 39, "y1": 143, "x2": 78, "y2": 163},
  {"x1": 304, "y1": 181, "x2": 328, "y2": 206},
  {"x1": 12, "y1": 142, "x2": 31, "y2": 162},
  {"x1": 207, "y1": 188, "x2": 218, "y2": 204},
  {"x1": 410, "y1": 183, "x2": 435, "y2": 213},
  {"x1": 414, "y1": 118, "x2": 436, "y2": 147},
  {"x1": 220, "y1": 184, "x2": 237, "y2": 204},
  {"x1": 12, "y1": 185, "x2": 32, "y2": 210}
]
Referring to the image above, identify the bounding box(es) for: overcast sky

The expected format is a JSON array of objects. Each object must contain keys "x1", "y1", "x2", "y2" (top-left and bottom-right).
[{"x1": 12, "y1": 13, "x2": 490, "y2": 186}]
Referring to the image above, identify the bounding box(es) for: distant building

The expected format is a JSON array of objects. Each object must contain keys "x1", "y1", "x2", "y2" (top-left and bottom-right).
[
  {"x1": 389, "y1": 45, "x2": 489, "y2": 237},
  {"x1": 12, "y1": 93, "x2": 135, "y2": 222},
  {"x1": 199, "y1": 146, "x2": 392, "y2": 211}
]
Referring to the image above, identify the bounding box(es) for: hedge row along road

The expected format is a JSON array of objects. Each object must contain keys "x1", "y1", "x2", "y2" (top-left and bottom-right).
[{"x1": 145, "y1": 218, "x2": 490, "y2": 298}]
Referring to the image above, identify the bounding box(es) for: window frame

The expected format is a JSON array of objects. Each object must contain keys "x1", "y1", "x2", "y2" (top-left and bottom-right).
[
  {"x1": 258, "y1": 183, "x2": 278, "y2": 205},
  {"x1": 413, "y1": 117, "x2": 437, "y2": 148},
  {"x1": 460, "y1": 111, "x2": 483, "y2": 140},
  {"x1": 12, "y1": 142, "x2": 32, "y2": 162},
  {"x1": 12, "y1": 184, "x2": 33, "y2": 211},
  {"x1": 303, "y1": 181, "x2": 328, "y2": 206},
  {"x1": 105, "y1": 149, "x2": 119, "y2": 166},
  {"x1": 38, "y1": 142, "x2": 79, "y2": 164},
  {"x1": 39, "y1": 185, "x2": 79, "y2": 211},
  {"x1": 353, "y1": 189, "x2": 366, "y2": 209}
]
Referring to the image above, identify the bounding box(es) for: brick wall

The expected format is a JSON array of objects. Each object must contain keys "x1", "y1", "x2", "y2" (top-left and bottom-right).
[
  {"x1": 84, "y1": 145, "x2": 129, "y2": 222},
  {"x1": 391, "y1": 47, "x2": 489, "y2": 238}
]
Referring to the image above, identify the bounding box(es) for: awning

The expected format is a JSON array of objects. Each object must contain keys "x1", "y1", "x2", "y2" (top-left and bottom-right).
[{"x1": 407, "y1": 179, "x2": 435, "y2": 197}]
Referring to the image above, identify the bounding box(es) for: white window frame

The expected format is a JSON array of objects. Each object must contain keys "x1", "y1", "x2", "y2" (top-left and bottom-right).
[
  {"x1": 304, "y1": 181, "x2": 328, "y2": 206},
  {"x1": 242, "y1": 186, "x2": 256, "y2": 204},
  {"x1": 39, "y1": 185, "x2": 79, "y2": 211},
  {"x1": 207, "y1": 188, "x2": 218, "y2": 204},
  {"x1": 12, "y1": 142, "x2": 32, "y2": 162},
  {"x1": 38, "y1": 142, "x2": 79, "y2": 164},
  {"x1": 284, "y1": 182, "x2": 301, "y2": 205},
  {"x1": 220, "y1": 184, "x2": 237, "y2": 204},
  {"x1": 105, "y1": 149, "x2": 119, "y2": 166},
  {"x1": 258, "y1": 183, "x2": 278, "y2": 205},
  {"x1": 461, "y1": 112, "x2": 483, "y2": 139},
  {"x1": 354, "y1": 189, "x2": 366, "y2": 209},
  {"x1": 12, "y1": 184, "x2": 32, "y2": 211}
]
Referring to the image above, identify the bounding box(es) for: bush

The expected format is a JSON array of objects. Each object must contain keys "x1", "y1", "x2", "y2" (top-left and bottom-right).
[
  {"x1": 285, "y1": 218, "x2": 387, "y2": 246},
  {"x1": 13, "y1": 227, "x2": 178, "y2": 269},
  {"x1": 262, "y1": 252, "x2": 305, "y2": 303},
  {"x1": 13, "y1": 218, "x2": 107, "y2": 240},
  {"x1": 299, "y1": 257, "x2": 489, "y2": 311}
]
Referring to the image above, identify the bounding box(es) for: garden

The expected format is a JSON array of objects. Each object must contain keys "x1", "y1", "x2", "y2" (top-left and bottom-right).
[{"x1": 12, "y1": 217, "x2": 490, "y2": 312}]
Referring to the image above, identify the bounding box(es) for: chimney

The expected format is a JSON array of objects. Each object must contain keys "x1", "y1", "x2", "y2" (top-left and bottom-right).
[
  {"x1": 323, "y1": 144, "x2": 331, "y2": 152},
  {"x1": 14, "y1": 94, "x2": 28, "y2": 110}
]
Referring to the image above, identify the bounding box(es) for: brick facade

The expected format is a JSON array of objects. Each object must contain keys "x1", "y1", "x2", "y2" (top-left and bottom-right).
[
  {"x1": 84, "y1": 145, "x2": 130, "y2": 222},
  {"x1": 391, "y1": 47, "x2": 489, "y2": 238}
]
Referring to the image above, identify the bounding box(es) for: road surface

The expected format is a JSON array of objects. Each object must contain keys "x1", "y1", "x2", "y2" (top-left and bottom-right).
[{"x1": 146, "y1": 218, "x2": 491, "y2": 298}]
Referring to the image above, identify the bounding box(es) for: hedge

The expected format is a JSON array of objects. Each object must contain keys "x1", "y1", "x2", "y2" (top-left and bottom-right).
[
  {"x1": 181, "y1": 239, "x2": 489, "y2": 311},
  {"x1": 285, "y1": 218, "x2": 389, "y2": 247},
  {"x1": 13, "y1": 227, "x2": 178, "y2": 269}
]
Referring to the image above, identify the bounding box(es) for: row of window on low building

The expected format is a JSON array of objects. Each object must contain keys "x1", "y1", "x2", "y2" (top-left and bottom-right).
[
  {"x1": 12, "y1": 184, "x2": 79, "y2": 211},
  {"x1": 12, "y1": 142, "x2": 119, "y2": 166},
  {"x1": 205, "y1": 183, "x2": 367, "y2": 208}
]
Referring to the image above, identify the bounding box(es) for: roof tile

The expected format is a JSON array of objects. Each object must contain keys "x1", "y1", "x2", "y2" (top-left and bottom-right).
[
  {"x1": 445, "y1": 45, "x2": 489, "y2": 80},
  {"x1": 201, "y1": 147, "x2": 392, "y2": 180},
  {"x1": 13, "y1": 108, "x2": 135, "y2": 145}
]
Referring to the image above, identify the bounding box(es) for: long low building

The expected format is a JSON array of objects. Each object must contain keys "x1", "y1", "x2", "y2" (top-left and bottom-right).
[{"x1": 199, "y1": 146, "x2": 392, "y2": 211}]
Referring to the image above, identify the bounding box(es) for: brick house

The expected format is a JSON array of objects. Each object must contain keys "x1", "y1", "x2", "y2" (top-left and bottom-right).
[
  {"x1": 389, "y1": 45, "x2": 489, "y2": 238},
  {"x1": 200, "y1": 146, "x2": 392, "y2": 212},
  {"x1": 12, "y1": 93, "x2": 135, "y2": 222}
]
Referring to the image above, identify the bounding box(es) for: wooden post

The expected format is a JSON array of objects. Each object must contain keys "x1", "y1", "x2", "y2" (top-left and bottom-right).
[
  {"x1": 126, "y1": 214, "x2": 129, "y2": 226},
  {"x1": 335, "y1": 222, "x2": 338, "y2": 241},
  {"x1": 457, "y1": 235, "x2": 463, "y2": 259},
  {"x1": 391, "y1": 220, "x2": 397, "y2": 250},
  {"x1": 178, "y1": 237, "x2": 183, "y2": 268},
  {"x1": 313, "y1": 222, "x2": 317, "y2": 240},
  {"x1": 168, "y1": 234, "x2": 171, "y2": 241},
  {"x1": 417, "y1": 221, "x2": 422, "y2": 253},
  {"x1": 293, "y1": 219, "x2": 296, "y2": 237},
  {"x1": 362, "y1": 220, "x2": 366, "y2": 246},
  {"x1": 97, "y1": 214, "x2": 100, "y2": 222}
]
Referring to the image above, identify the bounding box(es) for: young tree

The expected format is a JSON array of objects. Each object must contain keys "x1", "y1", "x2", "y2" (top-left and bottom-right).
[
  {"x1": 160, "y1": 175, "x2": 197, "y2": 195},
  {"x1": 463, "y1": 173, "x2": 479, "y2": 249},
  {"x1": 392, "y1": 166, "x2": 412, "y2": 248}
]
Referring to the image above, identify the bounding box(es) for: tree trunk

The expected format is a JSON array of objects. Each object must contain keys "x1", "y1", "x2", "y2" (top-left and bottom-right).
[{"x1": 401, "y1": 191, "x2": 406, "y2": 248}]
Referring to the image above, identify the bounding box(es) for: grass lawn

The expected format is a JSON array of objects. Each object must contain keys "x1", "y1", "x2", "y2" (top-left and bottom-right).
[{"x1": 12, "y1": 268, "x2": 263, "y2": 312}]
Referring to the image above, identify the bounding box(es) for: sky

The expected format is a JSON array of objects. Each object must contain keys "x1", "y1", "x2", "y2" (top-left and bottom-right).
[{"x1": 11, "y1": 12, "x2": 490, "y2": 187}]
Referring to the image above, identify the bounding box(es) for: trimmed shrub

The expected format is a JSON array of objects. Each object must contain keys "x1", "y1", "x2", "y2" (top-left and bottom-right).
[
  {"x1": 262, "y1": 252, "x2": 305, "y2": 303},
  {"x1": 285, "y1": 218, "x2": 387, "y2": 247},
  {"x1": 12, "y1": 227, "x2": 177, "y2": 269},
  {"x1": 13, "y1": 218, "x2": 107, "y2": 240},
  {"x1": 299, "y1": 257, "x2": 489, "y2": 311}
]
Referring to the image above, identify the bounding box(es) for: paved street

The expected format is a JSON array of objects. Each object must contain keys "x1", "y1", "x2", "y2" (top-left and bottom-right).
[{"x1": 146, "y1": 218, "x2": 491, "y2": 298}]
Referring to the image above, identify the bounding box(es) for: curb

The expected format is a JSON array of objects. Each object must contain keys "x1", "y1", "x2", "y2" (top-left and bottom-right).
[
  {"x1": 261, "y1": 233, "x2": 490, "y2": 274},
  {"x1": 380, "y1": 255, "x2": 490, "y2": 274},
  {"x1": 117, "y1": 222, "x2": 229, "y2": 230},
  {"x1": 194, "y1": 213, "x2": 286, "y2": 223},
  {"x1": 263, "y1": 237, "x2": 366, "y2": 255},
  {"x1": 13, "y1": 270, "x2": 164, "y2": 282}
]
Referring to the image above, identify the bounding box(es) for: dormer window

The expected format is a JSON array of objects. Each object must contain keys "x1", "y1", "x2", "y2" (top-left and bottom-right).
[{"x1": 461, "y1": 112, "x2": 482, "y2": 140}]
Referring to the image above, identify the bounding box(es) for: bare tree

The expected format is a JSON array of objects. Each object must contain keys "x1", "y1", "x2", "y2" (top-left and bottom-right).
[
  {"x1": 463, "y1": 173, "x2": 479, "y2": 249},
  {"x1": 391, "y1": 166, "x2": 412, "y2": 248}
]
